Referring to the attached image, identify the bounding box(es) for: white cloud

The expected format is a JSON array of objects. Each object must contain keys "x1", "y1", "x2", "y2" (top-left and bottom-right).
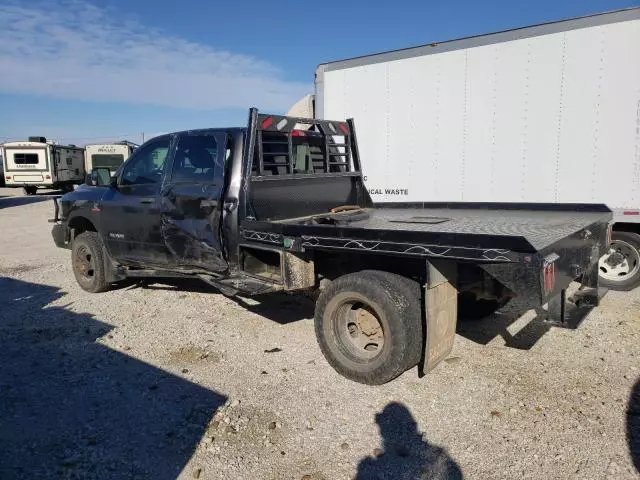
[{"x1": 0, "y1": 0, "x2": 311, "y2": 110}]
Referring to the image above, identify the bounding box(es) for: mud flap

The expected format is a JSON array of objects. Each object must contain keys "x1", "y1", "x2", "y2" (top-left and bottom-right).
[{"x1": 420, "y1": 260, "x2": 458, "y2": 375}]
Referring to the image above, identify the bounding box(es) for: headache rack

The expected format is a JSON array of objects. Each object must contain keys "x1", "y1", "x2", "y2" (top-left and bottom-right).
[{"x1": 248, "y1": 108, "x2": 361, "y2": 177}]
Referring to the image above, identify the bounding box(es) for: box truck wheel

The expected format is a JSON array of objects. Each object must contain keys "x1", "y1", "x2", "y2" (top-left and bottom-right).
[
  {"x1": 314, "y1": 270, "x2": 422, "y2": 385},
  {"x1": 23, "y1": 186, "x2": 37, "y2": 195},
  {"x1": 72, "y1": 232, "x2": 111, "y2": 293},
  {"x1": 599, "y1": 231, "x2": 640, "y2": 291}
]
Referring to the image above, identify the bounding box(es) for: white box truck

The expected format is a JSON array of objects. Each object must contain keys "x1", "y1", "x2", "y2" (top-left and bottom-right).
[
  {"x1": 305, "y1": 7, "x2": 640, "y2": 290},
  {"x1": 84, "y1": 141, "x2": 137, "y2": 176},
  {"x1": 1, "y1": 137, "x2": 85, "y2": 195}
]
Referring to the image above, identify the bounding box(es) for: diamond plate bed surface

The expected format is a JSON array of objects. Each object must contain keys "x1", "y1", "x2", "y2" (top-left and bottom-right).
[{"x1": 340, "y1": 207, "x2": 606, "y2": 250}]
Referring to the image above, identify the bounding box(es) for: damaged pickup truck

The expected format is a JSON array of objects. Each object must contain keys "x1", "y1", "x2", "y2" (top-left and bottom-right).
[{"x1": 50, "y1": 109, "x2": 612, "y2": 384}]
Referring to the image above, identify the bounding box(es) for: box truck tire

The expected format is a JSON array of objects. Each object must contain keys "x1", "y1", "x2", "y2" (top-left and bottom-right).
[{"x1": 599, "y1": 231, "x2": 640, "y2": 291}]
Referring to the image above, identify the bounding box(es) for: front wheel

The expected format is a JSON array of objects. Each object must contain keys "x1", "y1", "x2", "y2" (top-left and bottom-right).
[
  {"x1": 599, "y1": 231, "x2": 640, "y2": 291},
  {"x1": 314, "y1": 271, "x2": 422, "y2": 385},
  {"x1": 72, "y1": 232, "x2": 111, "y2": 293}
]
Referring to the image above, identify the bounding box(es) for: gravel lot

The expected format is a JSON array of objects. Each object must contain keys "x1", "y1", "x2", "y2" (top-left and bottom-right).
[{"x1": 1, "y1": 187, "x2": 638, "y2": 480}]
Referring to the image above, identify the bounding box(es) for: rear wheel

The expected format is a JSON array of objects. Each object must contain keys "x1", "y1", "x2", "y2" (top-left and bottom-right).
[
  {"x1": 23, "y1": 186, "x2": 37, "y2": 195},
  {"x1": 314, "y1": 271, "x2": 422, "y2": 385},
  {"x1": 599, "y1": 231, "x2": 640, "y2": 291},
  {"x1": 72, "y1": 232, "x2": 111, "y2": 293}
]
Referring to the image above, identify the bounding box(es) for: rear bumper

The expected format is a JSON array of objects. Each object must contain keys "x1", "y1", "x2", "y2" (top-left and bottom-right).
[{"x1": 52, "y1": 224, "x2": 71, "y2": 249}]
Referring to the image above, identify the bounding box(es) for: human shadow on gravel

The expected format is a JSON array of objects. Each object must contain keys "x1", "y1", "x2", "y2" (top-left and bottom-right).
[
  {"x1": 0, "y1": 277, "x2": 226, "y2": 479},
  {"x1": 628, "y1": 377, "x2": 640, "y2": 473},
  {"x1": 356, "y1": 402, "x2": 463, "y2": 480}
]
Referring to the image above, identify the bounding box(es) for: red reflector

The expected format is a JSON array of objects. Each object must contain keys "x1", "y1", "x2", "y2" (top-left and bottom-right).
[
  {"x1": 261, "y1": 117, "x2": 273, "y2": 129},
  {"x1": 291, "y1": 130, "x2": 305, "y2": 137},
  {"x1": 623, "y1": 211, "x2": 639, "y2": 216},
  {"x1": 5, "y1": 176, "x2": 10, "y2": 180},
  {"x1": 45, "y1": 175, "x2": 51, "y2": 179},
  {"x1": 544, "y1": 262, "x2": 556, "y2": 293},
  {"x1": 339, "y1": 123, "x2": 349, "y2": 135}
]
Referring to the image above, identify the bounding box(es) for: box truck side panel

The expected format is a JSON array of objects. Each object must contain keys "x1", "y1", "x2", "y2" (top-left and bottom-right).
[
  {"x1": 319, "y1": 10, "x2": 640, "y2": 208},
  {"x1": 325, "y1": 63, "x2": 389, "y2": 196},
  {"x1": 555, "y1": 20, "x2": 640, "y2": 207}
]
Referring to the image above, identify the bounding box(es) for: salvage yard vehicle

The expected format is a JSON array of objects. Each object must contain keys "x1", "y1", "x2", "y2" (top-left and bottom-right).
[
  {"x1": 2, "y1": 137, "x2": 85, "y2": 194},
  {"x1": 50, "y1": 109, "x2": 612, "y2": 384}
]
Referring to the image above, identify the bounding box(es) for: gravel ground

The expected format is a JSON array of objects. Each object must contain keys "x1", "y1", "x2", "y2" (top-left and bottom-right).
[{"x1": 0, "y1": 187, "x2": 638, "y2": 480}]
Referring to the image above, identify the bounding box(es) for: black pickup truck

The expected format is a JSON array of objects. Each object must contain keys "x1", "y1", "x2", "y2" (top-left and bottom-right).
[{"x1": 51, "y1": 109, "x2": 612, "y2": 384}]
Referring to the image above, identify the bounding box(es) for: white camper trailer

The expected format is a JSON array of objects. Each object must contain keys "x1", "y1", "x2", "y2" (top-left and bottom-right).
[
  {"x1": 84, "y1": 141, "x2": 137, "y2": 176},
  {"x1": 306, "y1": 7, "x2": 640, "y2": 290},
  {"x1": 1, "y1": 137, "x2": 85, "y2": 195}
]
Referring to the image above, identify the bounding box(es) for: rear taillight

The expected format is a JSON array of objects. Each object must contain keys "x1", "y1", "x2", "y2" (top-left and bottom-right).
[
  {"x1": 5, "y1": 176, "x2": 10, "y2": 180},
  {"x1": 543, "y1": 254, "x2": 559, "y2": 294},
  {"x1": 261, "y1": 117, "x2": 273, "y2": 129},
  {"x1": 45, "y1": 175, "x2": 51, "y2": 179},
  {"x1": 291, "y1": 130, "x2": 306, "y2": 137}
]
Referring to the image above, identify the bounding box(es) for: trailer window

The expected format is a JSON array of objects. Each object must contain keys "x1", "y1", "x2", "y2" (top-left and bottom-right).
[
  {"x1": 14, "y1": 153, "x2": 39, "y2": 164},
  {"x1": 92, "y1": 154, "x2": 125, "y2": 169}
]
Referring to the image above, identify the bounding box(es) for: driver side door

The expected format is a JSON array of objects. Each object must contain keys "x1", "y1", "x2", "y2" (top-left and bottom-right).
[{"x1": 100, "y1": 135, "x2": 175, "y2": 266}]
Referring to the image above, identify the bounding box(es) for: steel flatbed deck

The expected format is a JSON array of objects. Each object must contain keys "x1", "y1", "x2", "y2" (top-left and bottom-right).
[{"x1": 242, "y1": 203, "x2": 611, "y2": 262}]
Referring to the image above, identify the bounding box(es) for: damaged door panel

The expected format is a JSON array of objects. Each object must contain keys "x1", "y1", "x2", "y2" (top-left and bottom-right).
[
  {"x1": 161, "y1": 132, "x2": 228, "y2": 272},
  {"x1": 100, "y1": 135, "x2": 174, "y2": 265}
]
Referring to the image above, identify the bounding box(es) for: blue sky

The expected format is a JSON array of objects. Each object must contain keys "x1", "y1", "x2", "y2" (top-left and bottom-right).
[{"x1": 0, "y1": 0, "x2": 638, "y2": 145}]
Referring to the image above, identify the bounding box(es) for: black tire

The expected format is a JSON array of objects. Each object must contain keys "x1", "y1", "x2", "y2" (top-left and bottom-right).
[
  {"x1": 599, "y1": 231, "x2": 640, "y2": 292},
  {"x1": 458, "y1": 291, "x2": 511, "y2": 320},
  {"x1": 71, "y1": 231, "x2": 111, "y2": 293},
  {"x1": 314, "y1": 270, "x2": 422, "y2": 385},
  {"x1": 23, "y1": 186, "x2": 37, "y2": 195}
]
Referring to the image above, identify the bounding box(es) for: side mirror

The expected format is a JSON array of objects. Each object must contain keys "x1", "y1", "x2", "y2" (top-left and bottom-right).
[{"x1": 89, "y1": 168, "x2": 114, "y2": 187}]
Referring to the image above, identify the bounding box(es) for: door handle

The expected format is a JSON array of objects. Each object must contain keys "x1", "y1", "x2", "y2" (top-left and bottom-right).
[{"x1": 139, "y1": 198, "x2": 154, "y2": 204}]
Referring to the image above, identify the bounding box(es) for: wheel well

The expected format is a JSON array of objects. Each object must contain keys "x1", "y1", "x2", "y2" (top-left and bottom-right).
[
  {"x1": 612, "y1": 222, "x2": 640, "y2": 236},
  {"x1": 68, "y1": 216, "x2": 97, "y2": 239},
  {"x1": 314, "y1": 251, "x2": 426, "y2": 285}
]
